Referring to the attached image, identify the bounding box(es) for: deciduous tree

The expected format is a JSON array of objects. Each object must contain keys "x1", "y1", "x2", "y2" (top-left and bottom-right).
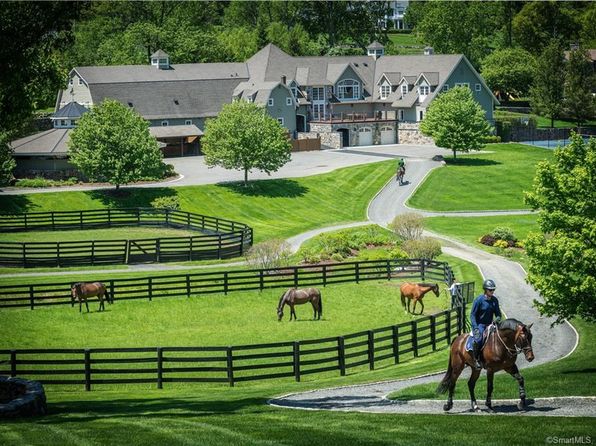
[
  {"x1": 201, "y1": 101, "x2": 292, "y2": 186},
  {"x1": 68, "y1": 100, "x2": 164, "y2": 189},
  {"x1": 420, "y1": 86, "x2": 492, "y2": 159},
  {"x1": 0, "y1": 132, "x2": 16, "y2": 186},
  {"x1": 530, "y1": 40, "x2": 566, "y2": 128},
  {"x1": 524, "y1": 134, "x2": 596, "y2": 323},
  {"x1": 481, "y1": 47, "x2": 536, "y2": 99},
  {"x1": 563, "y1": 48, "x2": 596, "y2": 127}
]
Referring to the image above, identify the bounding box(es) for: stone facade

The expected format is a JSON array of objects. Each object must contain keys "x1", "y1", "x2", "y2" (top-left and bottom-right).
[
  {"x1": 397, "y1": 122, "x2": 435, "y2": 145},
  {"x1": 310, "y1": 121, "x2": 398, "y2": 148},
  {"x1": 306, "y1": 124, "x2": 342, "y2": 149}
]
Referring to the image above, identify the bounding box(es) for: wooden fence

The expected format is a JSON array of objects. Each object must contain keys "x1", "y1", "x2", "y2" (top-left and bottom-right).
[
  {"x1": 0, "y1": 208, "x2": 253, "y2": 267},
  {"x1": 0, "y1": 258, "x2": 452, "y2": 309},
  {"x1": 0, "y1": 309, "x2": 461, "y2": 390}
]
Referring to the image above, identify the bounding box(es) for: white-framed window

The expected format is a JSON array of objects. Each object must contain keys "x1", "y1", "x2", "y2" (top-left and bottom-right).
[
  {"x1": 455, "y1": 82, "x2": 470, "y2": 89},
  {"x1": 69, "y1": 78, "x2": 74, "y2": 86},
  {"x1": 337, "y1": 79, "x2": 360, "y2": 100},
  {"x1": 442, "y1": 84, "x2": 449, "y2": 92},
  {"x1": 159, "y1": 58, "x2": 168, "y2": 65},
  {"x1": 311, "y1": 87, "x2": 325, "y2": 101},
  {"x1": 399, "y1": 110, "x2": 404, "y2": 121},
  {"x1": 419, "y1": 85, "x2": 430, "y2": 96},
  {"x1": 71, "y1": 120, "x2": 77, "y2": 126},
  {"x1": 161, "y1": 120, "x2": 169, "y2": 126},
  {"x1": 401, "y1": 84, "x2": 408, "y2": 96},
  {"x1": 291, "y1": 86, "x2": 298, "y2": 98},
  {"x1": 286, "y1": 97, "x2": 293, "y2": 106},
  {"x1": 475, "y1": 83, "x2": 482, "y2": 91},
  {"x1": 185, "y1": 119, "x2": 192, "y2": 125},
  {"x1": 268, "y1": 98, "x2": 274, "y2": 106},
  {"x1": 277, "y1": 117, "x2": 284, "y2": 125},
  {"x1": 419, "y1": 110, "x2": 424, "y2": 120},
  {"x1": 151, "y1": 58, "x2": 158, "y2": 65},
  {"x1": 312, "y1": 103, "x2": 325, "y2": 120},
  {"x1": 78, "y1": 78, "x2": 83, "y2": 86},
  {"x1": 380, "y1": 84, "x2": 391, "y2": 99},
  {"x1": 60, "y1": 120, "x2": 67, "y2": 127}
]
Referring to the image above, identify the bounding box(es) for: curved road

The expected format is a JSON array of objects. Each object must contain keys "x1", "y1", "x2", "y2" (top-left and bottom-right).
[{"x1": 271, "y1": 149, "x2": 586, "y2": 416}]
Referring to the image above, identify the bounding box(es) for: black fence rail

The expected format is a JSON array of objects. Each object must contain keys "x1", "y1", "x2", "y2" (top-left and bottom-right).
[
  {"x1": 0, "y1": 258, "x2": 453, "y2": 309},
  {"x1": 0, "y1": 309, "x2": 462, "y2": 389},
  {"x1": 0, "y1": 208, "x2": 253, "y2": 267}
]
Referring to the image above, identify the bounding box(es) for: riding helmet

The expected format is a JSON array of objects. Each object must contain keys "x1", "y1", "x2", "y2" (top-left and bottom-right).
[{"x1": 483, "y1": 279, "x2": 496, "y2": 290}]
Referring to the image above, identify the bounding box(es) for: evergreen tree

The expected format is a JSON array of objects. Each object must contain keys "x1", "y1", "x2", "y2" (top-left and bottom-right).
[
  {"x1": 563, "y1": 48, "x2": 596, "y2": 126},
  {"x1": 530, "y1": 40, "x2": 566, "y2": 128},
  {"x1": 0, "y1": 132, "x2": 16, "y2": 186}
]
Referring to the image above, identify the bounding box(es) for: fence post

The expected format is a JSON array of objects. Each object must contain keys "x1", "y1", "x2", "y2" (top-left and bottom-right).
[
  {"x1": 223, "y1": 272, "x2": 228, "y2": 295},
  {"x1": 165, "y1": 209, "x2": 170, "y2": 226},
  {"x1": 293, "y1": 267, "x2": 298, "y2": 288},
  {"x1": 392, "y1": 325, "x2": 399, "y2": 364},
  {"x1": 10, "y1": 350, "x2": 16, "y2": 377},
  {"x1": 22, "y1": 244, "x2": 26, "y2": 268},
  {"x1": 367, "y1": 330, "x2": 375, "y2": 370},
  {"x1": 51, "y1": 212, "x2": 55, "y2": 231},
  {"x1": 108, "y1": 209, "x2": 112, "y2": 227},
  {"x1": 80, "y1": 211, "x2": 84, "y2": 230},
  {"x1": 157, "y1": 347, "x2": 163, "y2": 389},
  {"x1": 411, "y1": 321, "x2": 418, "y2": 357},
  {"x1": 386, "y1": 259, "x2": 391, "y2": 280},
  {"x1": 446, "y1": 311, "x2": 451, "y2": 344},
  {"x1": 137, "y1": 208, "x2": 140, "y2": 226},
  {"x1": 24, "y1": 213, "x2": 28, "y2": 230},
  {"x1": 57, "y1": 242, "x2": 61, "y2": 267},
  {"x1": 322, "y1": 264, "x2": 327, "y2": 287},
  {"x1": 259, "y1": 270, "x2": 264, "y2": 290},
  {"x1": 109, "y1": 281, "x2": 115, "y2": 304},
  {"x1": 430, "y1": 315, "x2": 436, "y2": 351},
  {"x1": 91, "y1": 240, "x2": 95, "y2": 265},
  {"x1": 293, "y1": 341, "x2": 301, "y2": 382},
  {"x1": 355, "y1": 262, "x2": 360, "y2": 284},
  {"x1": 227, "y1": 347, "x2": 234, "y2": 387},
  {"x1": 186, "y1": 275, "x2": 191, "y2": 298},
  {"x1": 29, "y1": 285, "x2": 34, "y2": 310},
  {"x1": 187, "y1": 212, "x2": 191, "y2": 229},
  {"x1": 84, "y1": 349, "x2": 91, "y2": 391},
  {"x1": 420, "y1": 259, "x2": 426, "y2": 282},
  {"x1": 217, "y1": 234, "x2": 222, "y2": 258},
  {"x1": 337, "y1": 336, "x2": 346, "y2": 376},
  {"x1": 148, "y1": 277, "x2": 153, "y2": 301}
]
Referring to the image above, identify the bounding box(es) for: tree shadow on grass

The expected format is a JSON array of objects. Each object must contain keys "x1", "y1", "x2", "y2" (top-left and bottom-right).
[
  {"x1": 44, "y1": 396, "x2": 267, "y2": 420},
  {"x1": 445, "y1": 157, "x2": 501, "y2": 167},
  {"x1": 0, "y1": 194, "x2": 34, "y2": 214},
  {"x1": 218, "y1": 179, "x2": 308, "y2": 198},
  {"x1": 85, "y1": 188, "x2": 178, "y2": 209}
]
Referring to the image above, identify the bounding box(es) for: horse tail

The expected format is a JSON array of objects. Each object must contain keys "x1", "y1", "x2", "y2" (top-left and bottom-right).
[
  {"x1": 400, "y1": 292, "x2": 406, "y2": 309},
  {"x1": 436, "y1": 341, "x2": 455, "y2": 394}
]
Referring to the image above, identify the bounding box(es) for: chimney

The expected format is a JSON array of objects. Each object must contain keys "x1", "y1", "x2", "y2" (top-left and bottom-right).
[
  {"x1": 281, "y1": 75, "x2": 286, "y2": 85},
  {"x1": 424, "y1": 47, "x2": 434, "y2": 56}
]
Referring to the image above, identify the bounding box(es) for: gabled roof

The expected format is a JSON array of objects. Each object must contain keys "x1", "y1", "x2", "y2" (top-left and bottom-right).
[
  {"x1": 416, "y1": 72, "x2": 440, "y2": 86},
  {"x1": 391, "y1": 88, "x2": 419, "y2": 108},
  {"x1": 151, "y1": 49, "x2": 169, "y2": 59},
  {"x1": 377, "y1": 72, "x2": 401, "y2": 85},
  {"x1": 52, "y1": 101, "x2": 89, "y2": 119},
  {"x1": 367, "y1": 41, "x2": 384, "y2": 50}
]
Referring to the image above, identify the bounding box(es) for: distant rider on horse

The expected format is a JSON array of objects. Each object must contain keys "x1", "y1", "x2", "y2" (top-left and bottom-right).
[
  {"x1": 396, "y1": 158, "x2": 406, "y2": 183},
  {"x1": 470, "y1": 279, "x2": 502, "y2": 369}
]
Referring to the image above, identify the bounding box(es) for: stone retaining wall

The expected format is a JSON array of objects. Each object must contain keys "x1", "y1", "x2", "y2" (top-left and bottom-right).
[
  {"x1": 398, "y1": 122, "x2": 434, "y2": 145},
  {"x1": 0, "y1": 377, "x2": 47, "y2": 418}
]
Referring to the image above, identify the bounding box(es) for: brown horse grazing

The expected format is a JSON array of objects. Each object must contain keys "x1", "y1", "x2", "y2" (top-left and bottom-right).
[
  {"x1": 71, "y1": 282, "x2": 112, "y2": 313},
  {"x1": 437, "y1": 318, "x2": 535, "y2": 412},
  {"x1": 399, "y1": 282, "x2": 440, "y2": 314},
  {"x1": 277, "y1": 287, "x2": 322, "y2": 321}
]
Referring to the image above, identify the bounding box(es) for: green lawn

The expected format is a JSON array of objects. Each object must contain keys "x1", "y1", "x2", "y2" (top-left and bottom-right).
[
  {"x1": 407, "y1": 143, "x2": 553, "y2": 211},
  {"x1": 0, "y1": 226, "x2": 199, "y2": 243},
  {"x1": 495, "y1": 109, "x2": 596, "y2": 128},
  {"x1": 0, "y1": 161, "x2": 395, "y2": 244},
  {"x1": 424, "y1": 214, "x2": 538, "y2": 269}
]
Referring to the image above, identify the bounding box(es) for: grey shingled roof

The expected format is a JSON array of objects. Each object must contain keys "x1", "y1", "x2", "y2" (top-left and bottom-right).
[
  {"x1": 377, "y1": 72, "x2": 402, "y2": 85},
  {"x1": 10, "y1": 128, "x2": 71, "y2": 156},
  {"x1": 367, "y1": 41, "x2": 385, "y2": 50},
  {"x1": 149, "y1": 124, "x2": 203, "y2": 138},
  {"x1": 391, "y1": 89, "x2": 419, "y2": 108},
  {"x1": 89, "y1": 78, "x2": 244, "y2": 119},
  {"x1": 52, "y1": 101, "x2": 89, "y2": 119},
  {"x1": 151, "y1": 49, "x2": 169, "y2": 59}
]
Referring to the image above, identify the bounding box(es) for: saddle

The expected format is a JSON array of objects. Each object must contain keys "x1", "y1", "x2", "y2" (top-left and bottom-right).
[{"x1": 465, "y1": 323, "x2": 497, "y2": 352}]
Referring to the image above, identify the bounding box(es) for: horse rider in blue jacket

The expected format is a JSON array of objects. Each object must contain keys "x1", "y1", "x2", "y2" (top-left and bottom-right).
[{"x1": 470, "y1": 279, "x2": 502, "y2": 369}]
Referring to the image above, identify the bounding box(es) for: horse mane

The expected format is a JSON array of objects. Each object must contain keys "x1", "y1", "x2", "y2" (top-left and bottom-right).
[
  {"x1": 277, "y1": 289, "x2": 292, "y2": 309},
  {"x1": 417, "y1": 282, "x2": 437, "y2": 288},
  {"x1": 498, "y1": 318, "x2": 524, "y2": 331}
]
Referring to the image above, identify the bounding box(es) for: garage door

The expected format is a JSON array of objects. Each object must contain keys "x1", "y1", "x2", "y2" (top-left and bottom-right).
[
  {"x1": 358, "y1": 127, "x2": 373, "y2": 146},
  {"x1": 380, "y1": 126, "x2": 395, "y2": 145}
]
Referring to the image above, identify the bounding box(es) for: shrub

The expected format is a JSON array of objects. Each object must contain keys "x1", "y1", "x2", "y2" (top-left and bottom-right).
[
  {"x1": 245, "y1": 239, "x2": 292, "y2": 270},
  {"x1": 482, "y1": 135, "x2": 501, "y2": 143},
  {"x1": 150, "y1": 195, "x2": 181, "y2": 210},
  {"x1": 401, "y1": 237, "x2": 442, "y2": 259},
  {"x1": 489, "y1": 226, "x2": 516, "y2": 243},
  {"x1": 388, "y1": 247, "x2": 409, "y2": 259},
  {"x1": 388, "y1": 213, "x2": 424, "y2": 241},
  {"x1": 330, "y1": 253, "x2": 344, "y2": 262},
  {"x1": 479, "y1": 234, "x2": 496, "y2": 246},
  {"x1": 493, "y1": 239, "x2": 509, "y2": 249}
]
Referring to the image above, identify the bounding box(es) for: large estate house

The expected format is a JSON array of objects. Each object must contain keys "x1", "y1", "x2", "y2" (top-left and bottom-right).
[{"x1": 11, "y1": 42, "x2": 498, "y2": 176}]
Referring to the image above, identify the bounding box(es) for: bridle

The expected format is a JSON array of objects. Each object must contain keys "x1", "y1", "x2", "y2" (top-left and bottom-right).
[{"x1": 496, "y1": 324, "x2": 533, "y2": 357}]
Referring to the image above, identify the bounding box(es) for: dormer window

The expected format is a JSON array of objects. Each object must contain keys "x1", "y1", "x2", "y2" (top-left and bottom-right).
[
  {"x1": 401, "y1": 84, "x2": 408, "y2": 96},
  {"x1": 69, "y1": 78, "x2": 74, "y2": 86},
  {"x1": 161, "y1": 120, "x2": 169, "y2": 126},
  {"x1": 419, "y1": 85, "x2": 430, "y2": 96},
  {"x1": 337, "y1": 79, "x2": 360, "y2": 101},
  {"x1": 380, "y1": 83, "x2": 391, "y2": 100},
  {"x1": 78, "y1": 78, "x2": 83, "y2": 86}
]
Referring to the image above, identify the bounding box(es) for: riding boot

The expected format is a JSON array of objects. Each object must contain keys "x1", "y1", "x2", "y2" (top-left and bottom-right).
[{"x1": 472, "y1": 342, "x2": 482, "y2": 369}]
